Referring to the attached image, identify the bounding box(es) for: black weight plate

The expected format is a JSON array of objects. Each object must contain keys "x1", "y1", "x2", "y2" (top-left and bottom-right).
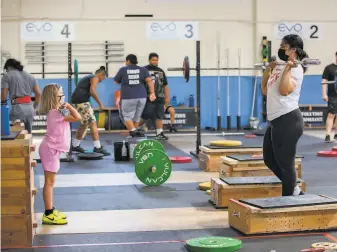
[
  {"x1": 184, "y1": 56, "x2": 190, "y2": 82},
  {"x1": 77, "y1": 152, "x2": 104, "y2": 160}
]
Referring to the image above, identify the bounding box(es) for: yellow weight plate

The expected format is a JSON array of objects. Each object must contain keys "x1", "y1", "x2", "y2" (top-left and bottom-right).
[
  {"x1": 312, "y1": 242, "x2": 337, "y2": 249},
  {"x1": 206, "y1": 190, "x2": 211, "y2": 195},
  {"x1": 199, "y1": 182, "x2": 211, "y2": 191},
  {"x1": 97, "y1": 111, "x2": 106, "y2": 129},
  {"x1": 209, "y1": 140, "x2": 242, "y2": 147}
]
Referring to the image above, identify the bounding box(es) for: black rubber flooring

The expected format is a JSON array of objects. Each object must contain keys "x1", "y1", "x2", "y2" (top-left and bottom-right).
[{"x1": 8, "y1": 132, "x2": 337, "y2": 252}]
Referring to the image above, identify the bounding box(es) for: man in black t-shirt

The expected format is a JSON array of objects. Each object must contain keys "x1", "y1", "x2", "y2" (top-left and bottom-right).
[
  {"x1": 321, "y1": 51, "x2": 337, "y2": 142},
  {"x1": 140, "y1": 53, "x2": 170, "y2": 140}
]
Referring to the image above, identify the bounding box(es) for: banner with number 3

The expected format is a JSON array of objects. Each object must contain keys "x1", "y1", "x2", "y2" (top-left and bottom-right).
[{"x1": 147, "y1": 22, "x2": 199, "y2": 40}]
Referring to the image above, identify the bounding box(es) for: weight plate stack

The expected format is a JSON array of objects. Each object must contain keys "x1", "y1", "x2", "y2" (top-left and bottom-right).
[
  {"x1": 186, "y1": 236, "x2": 242, "y2": 252},
  {"x1": 135, "y1": 149, "x2": 172, "y2": 186}
]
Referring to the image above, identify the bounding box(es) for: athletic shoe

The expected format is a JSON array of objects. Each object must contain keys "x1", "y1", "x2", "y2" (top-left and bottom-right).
[
  {"x1": 334, "y1": 134, "x2": 337, "y2": 141},
  {"x1": 155, "y1": 132, "x2": 168, "y2": 140},
  {"x1": 93, "y1": 146, "x2": 111, "y2": 156},
  {"x1": 299, "y1": 191, "x2": 305, "y2": 195},
  {"x1": 71, "y1": 145, "x2": 86, "y2": 153},
  {"x1": 42, "y1": 213, "x2": 68, "y2": 225},
  {"x1": 53, "y1": 207, "x2": 67, "y2": 219},
  {"x1": 169, "y1": 125, "x2": 178, "y2": 133},
  {"x1": 135, "y1": 130, "x2": 145, "y2": 137},
  {"x1": 325, "y1": 135, "x2": 332, "y2": 143}
]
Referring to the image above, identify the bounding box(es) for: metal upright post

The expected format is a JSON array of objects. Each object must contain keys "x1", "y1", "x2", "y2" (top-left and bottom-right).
[
  {"x1": 67, "y1": 43, "x2": 75, "y2": 162},
  {"x1": 42, "y1": 42, "x2": 45, "y2": 79},
  {"x1": 105, "y1": 40, "x2": 109, "y2": 76},
  {"x1": 196, "y1": 40, "x2": 201, "y2": 155}
]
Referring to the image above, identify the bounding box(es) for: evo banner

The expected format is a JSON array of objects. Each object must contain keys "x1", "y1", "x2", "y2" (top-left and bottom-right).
[{"x1": 274, "y1": 22, "x2": 322, "y2": 40}]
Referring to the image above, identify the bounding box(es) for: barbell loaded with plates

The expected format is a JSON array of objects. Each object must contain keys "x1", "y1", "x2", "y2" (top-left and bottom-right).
[
  {"x1": 133, "y1": 140, "x2": 172, "y2": 186},
  {"x1": 167, "y1": 56, "x2": 322, "y2": 83},
  {"x1": 167, "y1": 56, "x2": 257, "y2": 82},
  {"x1": 254, "y1": 58, "x2": 321, "y2": 69}
]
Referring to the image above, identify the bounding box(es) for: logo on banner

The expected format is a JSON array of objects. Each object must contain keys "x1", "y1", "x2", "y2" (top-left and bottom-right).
[
  {"x1": 26, "y1": 22, "x2": 53, "y2": 32},
  {"x1": 150, "y1": 22, "x2": 177, "y2": 32},
  {"x1": 274, "y1": 22, "x2": 320, "y2": 40}
]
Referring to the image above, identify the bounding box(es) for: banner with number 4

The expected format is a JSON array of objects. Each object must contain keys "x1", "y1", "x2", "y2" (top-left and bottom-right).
[{"x1": 21, "y1": 22, "x2": 76, "y2": 41}]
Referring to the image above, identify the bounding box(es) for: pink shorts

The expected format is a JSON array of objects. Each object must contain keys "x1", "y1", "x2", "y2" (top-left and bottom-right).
[{"x1": 39, "y1": 141, "x2": 61, "y2": 173}]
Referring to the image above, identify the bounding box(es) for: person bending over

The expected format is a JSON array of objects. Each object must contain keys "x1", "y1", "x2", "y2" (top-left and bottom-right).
[
  {"x1": 164, "y1": 104, "x2": 177, "y2": 132},
  {"x1": 71, "y1": 66, "x2": 110, "y2": 155},
  {"x1": 114, "y1": 54, "x2": 156, "y2": 137},
  {"x1": 39, "y1": 84, "x2": 81, "y2": 224},
  {"x1": 321, "y1": 51, "x2": 337, "y2": 142},
  {"x1": 261, "y1": 34, "x2": 307, "y2": 196},
  {"x1": 1, "y1": 58, "x2": 41, "y2": 133},
  {"x1": 140, "y1": 53, "x2": 170, "y2": 140}
]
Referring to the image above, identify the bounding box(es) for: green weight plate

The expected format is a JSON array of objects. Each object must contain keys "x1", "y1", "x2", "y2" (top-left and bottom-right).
[
  {"x1": 133, "y1": 139, "x2": 165, "y2": 161},
  {"x1": 135, "y1": 149, "x2": 172, "y2": 186},
  {"x1": 186, "y1": 236, "x2": 242, "y2": 252},
  {"x1": 74, "y1": 59, "x2": 79, "y2": 86}
]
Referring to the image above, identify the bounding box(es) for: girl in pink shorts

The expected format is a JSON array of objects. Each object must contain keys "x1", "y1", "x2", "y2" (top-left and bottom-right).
[{"x1": 38, "y1": 84, "x2": 81, "y2": 225}]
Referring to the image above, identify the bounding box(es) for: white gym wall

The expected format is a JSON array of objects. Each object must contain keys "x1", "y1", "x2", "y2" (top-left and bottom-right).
[{"x1": 1, "y1": 0, "x2": 336, "y2": 76}]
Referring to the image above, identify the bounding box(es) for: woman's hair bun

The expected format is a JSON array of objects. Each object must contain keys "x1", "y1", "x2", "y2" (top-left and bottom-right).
[{"x1": 99, "y1": 66, "x2": 106, "y2": 70}]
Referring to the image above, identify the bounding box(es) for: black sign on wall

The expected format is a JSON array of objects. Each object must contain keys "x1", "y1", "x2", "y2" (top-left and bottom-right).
[
  {"x1": 32, "y1": 114, "x2": 47, "y2": 130},
  {"x1": 300, "y1": 106, "x2": 327, "y2": 125},
  {"x1": 146, "y1": 109, "x2": 196, "y2": 129}
]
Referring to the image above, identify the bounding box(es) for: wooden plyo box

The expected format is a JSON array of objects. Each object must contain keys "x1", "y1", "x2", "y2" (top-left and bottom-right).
[
  {"x1": 199, "y1": 145, "x2": 263, "y2": 172},
  {"x1": 228, "y1": 194, "x2": 337, "y2": 235},
  {"x1": 1, "y1": 132, "x2": 38, "y2": 248},
  {"x1": 220, "y1": 154, "x2": 302, "y2": 178},
  {"x1": 210, "y1": 177, "x2": 306, "y2": 208}
]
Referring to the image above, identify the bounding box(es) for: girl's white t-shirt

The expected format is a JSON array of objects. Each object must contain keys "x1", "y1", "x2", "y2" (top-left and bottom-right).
[{"x1": 266, "y1": 64, "x2": 304, "y2": 121}]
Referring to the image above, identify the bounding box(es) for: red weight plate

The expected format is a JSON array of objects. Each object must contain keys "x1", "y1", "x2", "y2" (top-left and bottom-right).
[
  {"x1": 245, "y1": 134, "x2": 257, "y2": 138},
  {"x1": 300, "y1": 249, "x2": 325, "y2": 252},
  {"x1": 332, "y1": 146, "x2": 337, "y2": 151},
  {"x1": 317, "y1": 151, "x2": 337, "y2": 157},
  {"x1": 170, "y1": 156, "x2": 192, "y2": 163}
]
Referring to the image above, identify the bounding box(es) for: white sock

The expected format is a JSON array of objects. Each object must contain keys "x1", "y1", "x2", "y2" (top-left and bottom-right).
[
  {"x1": 93, "y1": 140, "x2": 101, "y2": 149},
  {"x1": 293, "y1": 185, "x2": 301, "y2": 195},
  {"x1": 156, "y1": 128, "x2": 163, "y2": 135},
  {"x1": 130, "y1": 128, "x2": 136, "y2": 132},
  {"x1": 73, "y1": 139, "x2": 81, "y2": 147}
]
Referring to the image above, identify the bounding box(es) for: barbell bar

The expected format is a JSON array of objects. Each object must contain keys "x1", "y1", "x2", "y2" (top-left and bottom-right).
[
  {"x1": 167, "y1": 56, "x2": 258, "y2": 83},
  {"x1": 167, "y1": 56, "x2": 322, "y2": 83},
  {"x1": 321, "y1": 80, "x2": 337, "y2": 85},
  {"x1": 254, "y1": 58, "x2": 321, "y2": 68}
]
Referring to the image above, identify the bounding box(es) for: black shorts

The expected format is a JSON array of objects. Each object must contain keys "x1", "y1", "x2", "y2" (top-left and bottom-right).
[
  {"x1": 165, "y1": 105, "x2": 172, "y2": 114},
  {"x1": 141, "y1": 101, "x2": 165, "y2": 120},
  {"x1": 327, "y1": 97, "x2": 337, "y2": 114}
]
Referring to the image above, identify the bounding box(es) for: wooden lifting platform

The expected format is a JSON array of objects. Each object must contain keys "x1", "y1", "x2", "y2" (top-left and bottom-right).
[
  {"x1": 199, "y1": 145, "x2": 263, "y2": 172},
  {"x1": 220, "y1": 154, "x2": 303, "y2": 178},
  {"x1": 210, "y1": 176, "x2": 306, "y2": 208},
  {"x1": 228, "y1": 194, "x2": 337, "y2": 235}
]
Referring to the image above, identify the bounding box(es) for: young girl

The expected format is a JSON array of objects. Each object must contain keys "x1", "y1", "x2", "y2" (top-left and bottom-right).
[{"x1": 39, "y1": 84, "x2": 81, "y2": 225}]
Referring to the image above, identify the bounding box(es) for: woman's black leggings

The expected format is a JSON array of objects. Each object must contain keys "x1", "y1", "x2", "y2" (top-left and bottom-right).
[{"x1": 263, "y1": 108, "x2": 304, "y2": 196}]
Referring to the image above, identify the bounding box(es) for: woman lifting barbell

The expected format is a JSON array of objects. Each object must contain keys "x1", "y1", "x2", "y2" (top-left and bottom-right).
[{"x1": 261, "y1": 34, "x2": 308, "y2": 196}]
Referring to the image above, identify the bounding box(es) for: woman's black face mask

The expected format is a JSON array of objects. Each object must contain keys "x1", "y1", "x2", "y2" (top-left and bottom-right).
[{"x1": 278, "y1": 49, "x2": 289, "y2": 61}]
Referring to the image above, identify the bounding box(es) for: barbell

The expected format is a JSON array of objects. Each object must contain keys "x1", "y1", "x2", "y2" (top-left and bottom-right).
[
  {"x1": 254, "y1": 58, "x2": 321, "y2": 69},
  {"x1": 167, "y1": 56, "x2": 322, "y2": 83}
]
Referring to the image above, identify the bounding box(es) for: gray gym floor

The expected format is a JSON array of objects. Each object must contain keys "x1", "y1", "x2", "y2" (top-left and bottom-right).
[{"x1": 4, "y1": 130, "x2": 337, "y2": 252}]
